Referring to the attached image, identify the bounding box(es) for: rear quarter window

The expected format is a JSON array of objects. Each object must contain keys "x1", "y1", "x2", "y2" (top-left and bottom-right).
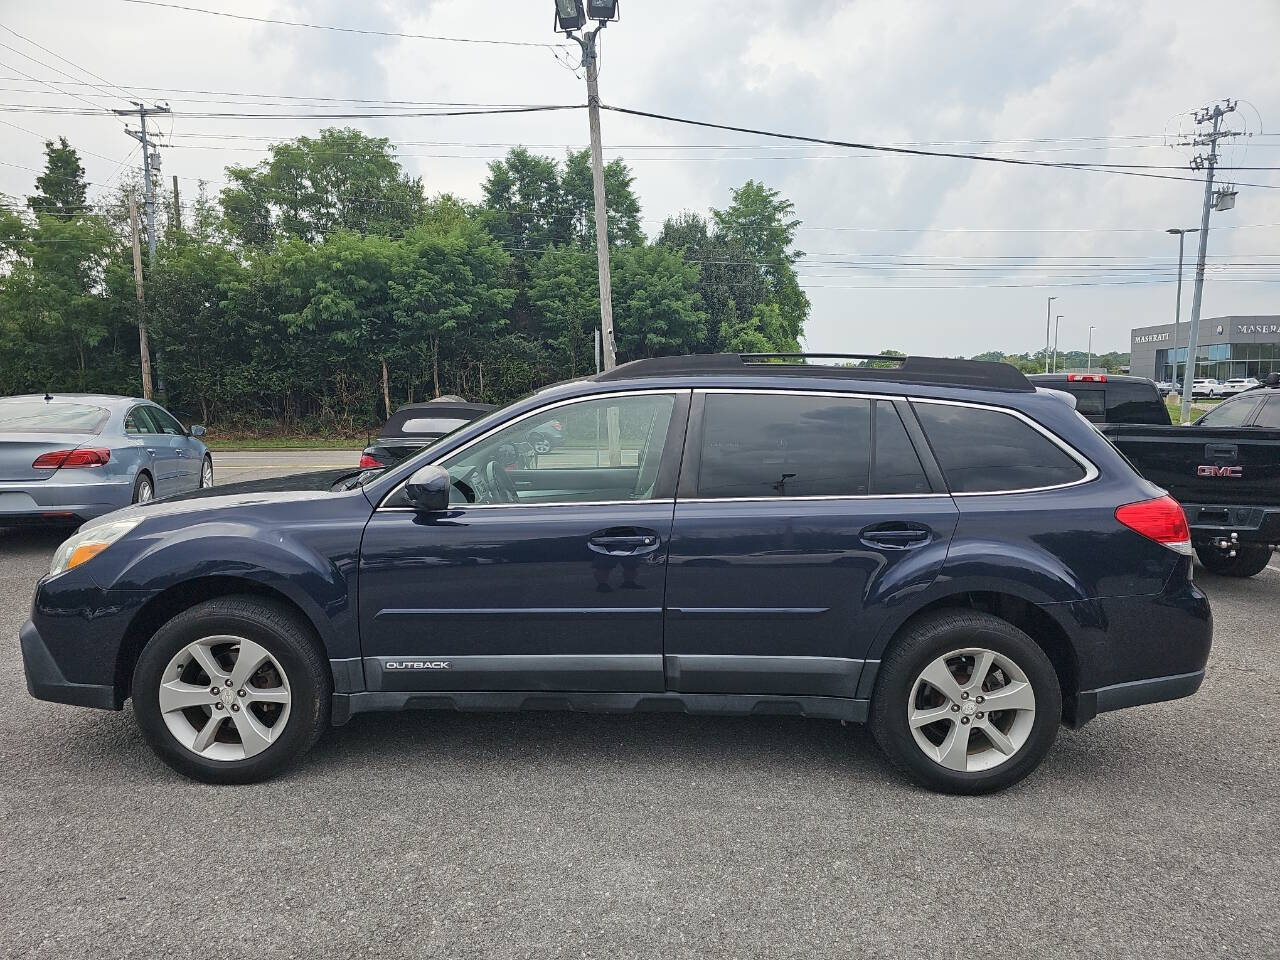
[{"x1": 913, "y1": 402, "x2": 1088, "y2": 493}]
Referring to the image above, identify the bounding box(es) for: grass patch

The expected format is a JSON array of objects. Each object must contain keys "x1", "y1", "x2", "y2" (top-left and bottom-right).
[
  {"x1": 203, "y1": 434, "x2": 366, "y2": 451},
  {"x1": 1165, "y1": 396, "x2": 1214, "y2": 424}
]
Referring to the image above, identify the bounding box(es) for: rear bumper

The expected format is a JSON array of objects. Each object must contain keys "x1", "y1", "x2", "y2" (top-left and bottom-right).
[
  {"x1": 1184, "y1": 503, "x2": 1280, "y2": 546},
  {"x1": 1070, "y1": 669, "x2": 1205, "y2": 727},
  {"x1": 20, "y1": 618, "x2": 122, "y2": 710},
  {"x1": 0, "y1": 477, "x2": 132, "y2": 523}
]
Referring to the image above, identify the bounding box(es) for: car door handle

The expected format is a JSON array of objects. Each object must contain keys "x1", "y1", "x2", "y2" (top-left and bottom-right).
[
  {"x1": 1205, "y1": 442, "x2": 1237, "y2": 460},
  {"x1": 859, "y1": 523, "x2": 932, "y2": 549},
  {"x1": 588, "y1": 528, "x2": 661, "y2": 556}
]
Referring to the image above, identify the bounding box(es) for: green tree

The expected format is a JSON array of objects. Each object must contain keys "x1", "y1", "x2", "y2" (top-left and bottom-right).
[
  {"x1": 220, "y1": 128, "x2": 426, "y2": 245},
  {"x1": 27, "y1": 137, "x2": 88, "y2": 218},
  {"x1": 480, "y1": 147, "x2": 570, "y2": 252},
  {"x1": 561, "y1": 149, "x2": 643, "y2": 247}
]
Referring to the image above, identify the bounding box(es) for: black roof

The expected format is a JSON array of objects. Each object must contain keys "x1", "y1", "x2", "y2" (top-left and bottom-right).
[
  {"x1": 594, "y1": 353, "x2": 1034, "y2": 392},
  {"x1": 380, "y1": 401, "x2": 495, "y2": 437}
]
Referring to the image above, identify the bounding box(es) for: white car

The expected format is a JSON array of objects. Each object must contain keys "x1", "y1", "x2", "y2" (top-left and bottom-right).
[
  {"x1": 1191, "y1": 378, "x2": 1222, "y2": 398},
  {"x1": 1219, "y1": 377, "x2": 1260, "y2": 396}
]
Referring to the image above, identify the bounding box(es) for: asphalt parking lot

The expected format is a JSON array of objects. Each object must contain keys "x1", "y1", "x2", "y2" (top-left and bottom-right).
[{"x1": 0, "y1": 452, "x2": 1277, "y2": 958}]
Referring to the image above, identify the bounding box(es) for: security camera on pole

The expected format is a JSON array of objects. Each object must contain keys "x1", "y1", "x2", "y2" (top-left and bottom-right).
[{"x1": 555, "y1": 0, "x2": 621, "y2": 372}]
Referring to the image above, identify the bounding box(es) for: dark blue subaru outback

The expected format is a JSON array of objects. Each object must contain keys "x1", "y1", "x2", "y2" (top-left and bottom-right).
[{"x1": 19, "y1": 355, "x2": 1211, "y2": 793}]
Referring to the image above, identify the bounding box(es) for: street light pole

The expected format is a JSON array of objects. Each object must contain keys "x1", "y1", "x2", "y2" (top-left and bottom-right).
[
  {"x1": 1043, "y1": 296, "x2": 1057, "y2": 373},
  {"x1": 1052, "y1": 315, "x2": 1062, "y2": 373},
  {"x1": 1087, "y1": 325, "x2": 1095, "y2": 373},
  {"x1": 1167, "y1": 227, "x2": 1199, "y2": 386}
]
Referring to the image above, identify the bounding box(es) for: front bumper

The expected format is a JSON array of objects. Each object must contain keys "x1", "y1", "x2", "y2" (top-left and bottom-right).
[{"x1": 20, "y1": 618, "x2": 123, "y2": 710}]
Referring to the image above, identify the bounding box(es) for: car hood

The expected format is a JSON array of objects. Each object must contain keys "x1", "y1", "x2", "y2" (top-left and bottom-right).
[{"x1": 81, "y1": 468, "x2": 367, "y2": 530}]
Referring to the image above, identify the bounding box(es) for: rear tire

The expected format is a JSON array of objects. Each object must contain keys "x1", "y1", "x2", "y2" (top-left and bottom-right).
[
  {"x1": 131, "y1": 596, "x2": 330, "y2": 784},
  {"x1": 132, "y1": 472, "x2": 153, "y2": 505},
  {"x1": 870, "y1": 610, "x2": 1061, "y2": 794},
  {"x1": 1195, "y1": 543, "x2": 1273, "y2": 578}
]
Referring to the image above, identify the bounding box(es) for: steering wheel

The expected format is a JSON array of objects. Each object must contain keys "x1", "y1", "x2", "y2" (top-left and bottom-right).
[{"x1": 485, "y1": 460, "x2": 519, "y2": 504}]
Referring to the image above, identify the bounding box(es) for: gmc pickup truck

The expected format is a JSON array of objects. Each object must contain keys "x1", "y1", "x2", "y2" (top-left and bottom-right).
[{"x1": 1030, "y1": 374, "x2": 1280, "y2": 577}]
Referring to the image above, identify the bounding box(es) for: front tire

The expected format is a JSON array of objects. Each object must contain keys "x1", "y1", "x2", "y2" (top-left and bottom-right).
[
  {"x1": 199, "y1": 455, "x2": 214, "y2": 488},
  {"x1": 1195, "y1": 543, "x2": 1273, "y2": 578},
  {"x1": 131, "y1": 596, "x2": 330, "y2": 784},
  {"x1": 870, "y1": 610, "x2": 1061, "y2": 794}
]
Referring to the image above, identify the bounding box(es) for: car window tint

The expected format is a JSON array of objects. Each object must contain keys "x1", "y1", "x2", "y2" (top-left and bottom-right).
[
  {"x1": 1254, "y1": 397, "x2": 1280, "y2": 428},
  {"x1": 913, "y1": 402, "x2": 1086, "y2": 493},
  {"x1": 872, "y1": 401, "x2": 929, "y2": 494},
  {"x1": 147, "y1": 406, "x2": 185, "y2": 436},
  {"x1": 0, "y1": 400, "x2": 108, "y2": 434},
  {"x1": 441, "y1": 393, "x2": 676, "y2": 505},
  {"x1": 1197, "y1": 397, "x2": 1261, "y2": 427},
  {"x1": 123, "y1": 408, "x2": 149, "y2": 434},
  {"x1": 398, "y1": 417, "x2": 469, "y2": 436},
  {"x1": 1068, "y1": 388, "x2": 1106, "y2": 419},
  {"x1": 697, "y1": 393, "x2": 871, "y2": 499},
  {"x1": 1107, "y1": 384, "x2": 1170, "y2": 425}
]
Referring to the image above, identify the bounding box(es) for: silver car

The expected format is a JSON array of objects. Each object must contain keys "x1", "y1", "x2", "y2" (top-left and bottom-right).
[{"x1": 0, "y1": 394, "x2": 211, "y2": 524}]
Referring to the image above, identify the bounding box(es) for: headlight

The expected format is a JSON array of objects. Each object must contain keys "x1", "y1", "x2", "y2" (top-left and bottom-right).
[{"x1": 49, "y1": 517, "x2": 143, "y2": 578}]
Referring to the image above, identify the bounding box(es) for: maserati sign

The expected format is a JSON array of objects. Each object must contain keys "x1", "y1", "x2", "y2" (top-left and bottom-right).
[
  {"x1": 1134, "y1": 332, "x2": 1170, "y2": 344},
  {"x1": 1238, "y1": 323, "x2": 1280, "y2": 335}
]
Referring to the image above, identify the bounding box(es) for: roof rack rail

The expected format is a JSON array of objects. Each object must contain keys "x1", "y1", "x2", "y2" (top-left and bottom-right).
[{"x1": 594, "y1": 353, "x2": 1034, "y2": 392}]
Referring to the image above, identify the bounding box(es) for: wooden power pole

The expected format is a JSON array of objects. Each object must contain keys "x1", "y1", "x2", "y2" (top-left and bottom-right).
[{"x1": 129, "y1": 200, "x2": 154, "y2": 400}]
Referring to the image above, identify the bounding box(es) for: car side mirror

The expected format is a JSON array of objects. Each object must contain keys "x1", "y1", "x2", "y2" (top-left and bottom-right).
[
  {"x1": 405, "y1": 464, "x2": 451, "y2": 512},
  {"x1": 189, "y1": 425, "x2": 206, "y2": 437}
]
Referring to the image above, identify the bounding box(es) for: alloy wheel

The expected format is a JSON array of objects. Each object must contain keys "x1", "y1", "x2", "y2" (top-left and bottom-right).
[
  {"x1": 200, "y1": 458, "x2": 214, "y2": 488},
  {"x1": 907, "y1": 647, "x2": 1037, "y2": 773},
  {"x1": 135, "y1": 479, "x2": 153, "y2": 504},
  {"x1": 157, "y1": 635, "x2": 292, "y2": 761}
]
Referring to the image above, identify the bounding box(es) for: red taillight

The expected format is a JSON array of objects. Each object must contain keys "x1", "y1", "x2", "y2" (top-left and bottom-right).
[
  {"x1": 1068, "y1": 373, "x2": 1107, "y2": 382},
  {"x1": 359, "y1": 454, "x2": 384, "y2": 469},
  {"x1": 32, "y1": 448, "x2": 111, "y2": 469},
  {"x1": 1115, "y1": 496, "x2": 1192, "y2": 555}
]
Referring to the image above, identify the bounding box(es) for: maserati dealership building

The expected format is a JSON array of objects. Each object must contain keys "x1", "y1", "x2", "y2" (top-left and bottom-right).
[{"x1": 1129, "y1": 315, "x2": 1280, "y2": 384}]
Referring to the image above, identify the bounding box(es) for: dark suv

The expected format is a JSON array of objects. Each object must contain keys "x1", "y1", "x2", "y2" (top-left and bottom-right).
[{"x1": 20, "y1": 354, "x2": 1211, "y2": 793}]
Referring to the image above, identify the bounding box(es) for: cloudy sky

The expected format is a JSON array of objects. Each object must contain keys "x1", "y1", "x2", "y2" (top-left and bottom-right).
[{"x1": 2, "y1": 0, "x2": 1279, "y2": 356}]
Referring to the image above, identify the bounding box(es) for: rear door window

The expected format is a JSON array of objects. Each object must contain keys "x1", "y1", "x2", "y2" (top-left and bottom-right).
[
  {"x1": 871, "y1": 401, "x2": 930, "y2": 494},
  {"x1": 696, "y1": 393, "x2": 871, "y2": 499},
  {"x1": 913, "y1": 402, "x2": 1088, "y2": 493},
  {"x1": 1106, "y1": 383, "x2": 1169, "y2": 425},
  {"x1": 1254, "y1": 397, "x2": 1280, "y2": 428},
  {"x1": 1197, "y1": 397, "x2": 1261, "y2": 427}
]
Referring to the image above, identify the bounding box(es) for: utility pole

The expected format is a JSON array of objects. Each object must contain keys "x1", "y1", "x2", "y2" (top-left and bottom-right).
[
  {"x1": 1043, "y1": 296, "x2": 1057, "y2": 372},
  {"x1": 1166, "y1": 227, "x2": 1198, "y2": 386},
  {"x1": 129, "y1": 200, "x2": 154, "y2": 400},
  {"x1": 1087, "y1": 325, "x2": 1095, "y2": 373},
  {"x1": 1052, "y1": 315, "x2": 1062, "y2": 372},
  {"x1": 1179, "y1": 100, "x2": 1238, "y2": 423},
  {"x1": 172, "y1": 175, "x2": 181, "y2": 233},
  {"x1": 556, "y1": 1, "x2": 619, "y2": 371},
  {"x1": 112, "y1": 101, "x2": 170, "y2": 264}
]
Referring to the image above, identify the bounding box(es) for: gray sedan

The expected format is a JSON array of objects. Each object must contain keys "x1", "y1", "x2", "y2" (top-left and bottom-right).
[{"x1": 0, "y1": 394, "x2": 210, "y2": 524}]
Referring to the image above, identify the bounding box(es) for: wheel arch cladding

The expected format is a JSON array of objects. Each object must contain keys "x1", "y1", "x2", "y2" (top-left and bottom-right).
[
  {"x1": 114, "y1": 576, "x2": 332, "y2": 701},
  {"x1": 864, "y1": 587, "x2": 1081, "y2": 716}
]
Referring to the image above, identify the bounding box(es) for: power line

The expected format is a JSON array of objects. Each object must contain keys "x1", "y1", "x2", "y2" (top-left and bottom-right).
[
  {"x1": 601, "y1": 104, "x2": 1280, "y2": 190},
  {"x1": 0, "y1": 22, "x2": 138, "y2": 104},
  {"x1": 0, "y1": 101, "x2": 584, "y2": 120},
  {"x1": 116, "y1": 0, "x2": 569, "y2": 50}
]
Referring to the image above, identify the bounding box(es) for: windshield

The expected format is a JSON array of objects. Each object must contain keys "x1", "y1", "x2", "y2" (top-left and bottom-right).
[{"x1": 0, "y1": 399, "x2": 109, "y2": 434}]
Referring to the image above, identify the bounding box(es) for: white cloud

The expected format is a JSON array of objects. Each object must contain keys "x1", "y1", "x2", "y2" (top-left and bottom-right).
[{"x1": 2, "y1": 0, "x2": 1277, "y2": 356}]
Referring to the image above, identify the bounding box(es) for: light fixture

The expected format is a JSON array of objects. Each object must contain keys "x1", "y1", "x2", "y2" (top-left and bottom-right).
[
  {"x1": 586, "y1": 0, "x2": 620, "y2": 20},
  {"x1": 554, "y1": 0, "x2": 585, "y2": 32}
]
